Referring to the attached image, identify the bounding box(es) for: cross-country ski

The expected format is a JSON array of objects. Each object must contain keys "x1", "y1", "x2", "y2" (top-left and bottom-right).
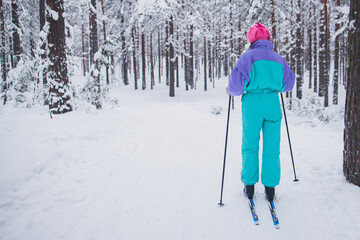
[
  {"x1": 268, "y1": 201, "x2": 280, "y2": 229},
  {"x1": 248, "y1": 198, "x2": 260, "y2": 225}
]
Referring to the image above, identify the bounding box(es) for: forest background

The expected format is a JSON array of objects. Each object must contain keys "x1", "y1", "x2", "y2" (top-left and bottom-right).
[{"x1": 0, "y1": 0, "x2": 349, "y2": 117}]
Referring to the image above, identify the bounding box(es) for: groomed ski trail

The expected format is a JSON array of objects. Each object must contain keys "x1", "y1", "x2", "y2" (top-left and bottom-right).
[{"x1": 0, "y1": 81, "x2": 360, "y2": 240}]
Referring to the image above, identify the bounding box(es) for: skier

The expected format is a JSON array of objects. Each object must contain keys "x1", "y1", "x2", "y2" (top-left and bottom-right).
[{"x1": 226, "y1": 23, "x2": 295, "y2": 202}]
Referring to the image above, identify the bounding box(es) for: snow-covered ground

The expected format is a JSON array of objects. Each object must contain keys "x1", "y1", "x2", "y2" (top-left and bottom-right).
[{"x1": 0, "y1": 79, "x2": 359, "y2": 240}]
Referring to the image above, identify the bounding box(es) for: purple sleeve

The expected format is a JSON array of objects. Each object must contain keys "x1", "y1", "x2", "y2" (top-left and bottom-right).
[
  {"x1": 227, "y1": 67, "x2": 246, "y2": 96},
  {"x1": 227, "y1": 53, "x2": 252, "y2": 96},
  {"x1": 282, "y1": 60, "x2": 295, "y2": 92}
]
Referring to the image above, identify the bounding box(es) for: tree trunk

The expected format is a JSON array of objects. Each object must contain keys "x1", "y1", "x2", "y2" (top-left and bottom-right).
[
  {"x1": 158, "y1": 28, "x2": 161, "y2": 83},
  {"x1": 9, "y1": 36, "x2": 13, "y2": 69},
  {"x1": 46, "y1": 0, "x2": 72, "y2": 115},
  {"x1": 189, "y1": 24, "x2": 194, "y2": 88},
  {"x1": 295, "y1": 0, "x2": 303, "y2": 100},
  {"x1": 89, "y1": 0, "x2": 101, "y2": 108},
  {"x1": 176, "y1": 29, "x2": 179, "y2": 88},
  {"x1": 308, "y1": 6, "x2": 313, "y2": 89},
  {"x1": 0, "y1": 0, "x2": 7, "y2": 104},
  {"x1": 271, "y1": 0, "x2": 277, "y2": 52},
  {"x1": 319, "y1": 0, "x2": 329, "y2": 107},
  {"x1": 165, "y1": 21, "x2": 169, "y2": 86},
  {"x1": 169, "y1": 16, "x2": 175, "y2": 97},
  {"x1": 342, "y1": 33, "x2": 348, "y2": 86},
  {"x1": 216, "y1": 29, "x2": 221, "y2": 79},
  {"x1": 81, "y1": 22, "x2": 88, "y2": 76},
  {"x1": 229, "y1": 0, "x2": 234, "y2": 69},
  {"x1": 208, "y1": 39, "x2": 212, "y2": 85},
  {"x1": 176, "y1": 54, "x2": 179, "y2": 88},
  {"x1": 344, "y1": 0, "x2": 360, "y2": 187},
  {"x1": 150, "y1": 33, "x2": 154, "y2": 89},
  {"x1": 30, "y1": 25, "x2": 35, "y2": 58},
  {"x1": 40, "y1": 0, "x2": 46, "y2": 34},
  {"x1": 289, "y1": 0, "x2": 296, "y2": 97},
  {"x1": 141, "y1": 31, "x2": 146, "y2": 90},
  {"x1": 11, "y1": 0, "x2": 21, "y2": 68},
  {"x1": 184, "y1": 31, "x2": 188, "y2": 90},
  {"x1": 89, "y1": 0, "x2": 98, "y2": 65},
  {"x1": 39, "y1": 0, "x2": 47, "y2": 85},
  {"x1": 324, "y1": 0, "x2": 330, "y2": 107},
  {"x1": 121, "y1": 11, "x2": 128, "y2": 85},
  {"x1": 333, "y1": 0, "x2": 340, "y2": 105},
  {"x1": 132, "y1": 27, "x2": 138, "y2": 90},
  {"x1": 212, "y1": 34, "x2": 215, "y2": 88},
  {"x1": 340, "y1": 31, "x2": 345, "y2": 85},
  {"x1": 204, "y1": 34, "x2": 207, "y2": 92},
  {"x1": 100, "y1": 0, "x2": 109, "y2": 85},
  {"x1": 223, "y1": 35, "x2": 229, "y2": 77},
  {"x1": 313, "y1": 6, "x2": 318, "y2": 94}
]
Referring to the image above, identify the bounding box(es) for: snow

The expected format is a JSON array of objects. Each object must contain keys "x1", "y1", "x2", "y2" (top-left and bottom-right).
[
  {"x1": 1, "y1": 79, "x2": 360, "y2": 240},
  {"x1": 49, "y1": 9, "x2": 59, "y2": 21}
]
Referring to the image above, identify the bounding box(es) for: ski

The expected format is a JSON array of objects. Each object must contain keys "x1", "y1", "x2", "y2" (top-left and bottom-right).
[
  {"x1": 248, "y1": 198, "x2": 259, "y2": 225},
  {"x1": 268, "y1": 201, "x2": 280, "y2": 229}
]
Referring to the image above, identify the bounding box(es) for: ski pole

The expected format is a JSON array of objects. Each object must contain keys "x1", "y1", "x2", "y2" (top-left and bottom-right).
[
  {"x1": 218, "y1": 95, "x2": 232, "y2": 206},
  {"x1": 280, "y1": 93, "x2": 299, "y2": 182}
]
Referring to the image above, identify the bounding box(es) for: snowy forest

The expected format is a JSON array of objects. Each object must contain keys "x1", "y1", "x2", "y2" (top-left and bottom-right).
[
  {"x1": 0, "y1": 0, "x2": 350, "y2": 111},
  {"x1": 1, "y1": 0, "x2": 360, "y2": 239}
]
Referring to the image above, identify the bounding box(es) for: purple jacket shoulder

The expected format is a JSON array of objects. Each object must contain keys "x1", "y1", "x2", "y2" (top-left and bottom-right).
[{"x1": 227, "y1": 40, "x2": 295, "y2": 96}]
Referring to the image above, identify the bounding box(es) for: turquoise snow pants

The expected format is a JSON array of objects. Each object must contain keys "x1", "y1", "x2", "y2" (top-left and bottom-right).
[{"x1": 241, "y1": 92, "x2": 282, "y2": 187}]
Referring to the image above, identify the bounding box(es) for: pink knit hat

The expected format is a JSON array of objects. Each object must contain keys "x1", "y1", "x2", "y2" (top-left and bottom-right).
[{"x1": 247, "y1": 23, "x2": 271, "y2": 43}]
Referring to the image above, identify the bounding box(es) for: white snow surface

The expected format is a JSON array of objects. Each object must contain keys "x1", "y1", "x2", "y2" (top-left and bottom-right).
[{"x1": 0, "y1": 79, "x2": 360, "y2": 240}]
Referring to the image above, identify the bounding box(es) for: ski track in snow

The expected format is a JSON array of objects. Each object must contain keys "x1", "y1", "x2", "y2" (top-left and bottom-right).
[{"x1": 0, "y1": 80, "x2": 360, "y2": 240}]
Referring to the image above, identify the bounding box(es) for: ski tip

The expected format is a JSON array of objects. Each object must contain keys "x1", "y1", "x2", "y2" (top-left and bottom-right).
[
  {"x1": 293, "y1": 178, "x2": 300, "y2": 182},
  {"x1": 218, "y1": 202, "x2": 225, "y2": 207}
]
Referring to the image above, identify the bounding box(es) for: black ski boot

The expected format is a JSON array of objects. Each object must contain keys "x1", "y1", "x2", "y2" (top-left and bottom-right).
[
  {"x1": 265, "y1": 186, "x2": 275, "y2": 202},
  {"x1": 244, "y1": 185, "x2": 255, "y2": 199}
]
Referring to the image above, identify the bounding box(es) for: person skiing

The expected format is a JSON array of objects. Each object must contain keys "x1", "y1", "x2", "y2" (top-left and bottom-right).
[{"x1": 226, "y1": 23, "x2": 295, "y2": 202}]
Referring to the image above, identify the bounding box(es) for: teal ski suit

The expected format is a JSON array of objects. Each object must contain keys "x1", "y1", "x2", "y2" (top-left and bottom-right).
[{"x1": 227, "y1": 40, "x2": 295, "y2": 187}]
